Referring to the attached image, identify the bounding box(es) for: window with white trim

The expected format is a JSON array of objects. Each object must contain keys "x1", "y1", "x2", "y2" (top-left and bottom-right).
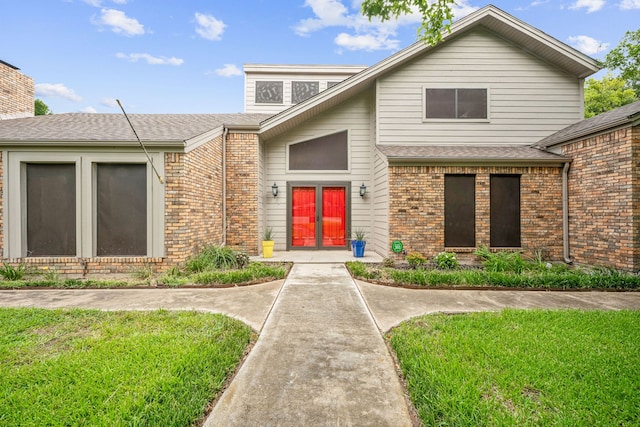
[{"x1": 425, "y1": 88, "x2": 488, "y2": 119}]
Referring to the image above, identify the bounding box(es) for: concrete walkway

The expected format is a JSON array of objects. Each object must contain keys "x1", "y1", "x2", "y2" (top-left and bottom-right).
[{"x1": 203, "y1": 263, "x2": 413, "y2": 426}]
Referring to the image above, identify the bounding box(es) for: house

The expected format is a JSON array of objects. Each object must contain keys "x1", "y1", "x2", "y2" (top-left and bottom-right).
[
  {"x1": 2, "y1": 5, "x2": 620, "y2": 276},
  {"x1": 0, "y1": 59, "x2": 34, "y2": 119}
]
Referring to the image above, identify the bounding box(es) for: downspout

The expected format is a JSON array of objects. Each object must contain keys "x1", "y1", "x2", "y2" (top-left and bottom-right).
[
  {"x1": 222, "y1": 127, "x2": 228, "y2": 247},
  {"x1": 562, "y1": 161, "x2": 572, "y2": 264}
]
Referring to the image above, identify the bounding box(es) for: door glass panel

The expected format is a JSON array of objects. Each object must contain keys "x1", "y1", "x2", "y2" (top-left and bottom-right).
[
  {"x1": 322, "y1": 187, "x2": 346, "y2": 247},
  {"x1": 292, "y1": 187, "x2": 316, "y2": 247}
]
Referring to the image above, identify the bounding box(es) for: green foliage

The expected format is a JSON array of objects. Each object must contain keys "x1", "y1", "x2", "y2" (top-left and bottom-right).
[
  {"x1": 0, "y1": 308, "x2": 252, "y2": 426},
  {"x1": 185, "y1": 245, "x2": 244, "y2": 272},
  {"x1": 0, "y1": 263, "x2": 27, "y2": 281},
  {"x1": 389, "y1": 310, "x2": 640, "y2": 426},
  {"x1": 433, "y1": 251, "x2": 458, "y2": 270},
  {"x1": 605, "y1": 28, "x2": 640, "y2": 93},
  {"x1": 191, "y1": 262, "x2": 287, "y2": 285},
  {"x1": 584, "y1": 73, "x2": 637, "y2": 118},
  {"x1": 262, "y1": 227, "x2": 274, "y2": 241},
  {"x1": 406, "y1": 252, "x2": 427, "y2": 268},
  {"x1": 34, "y1": 98, "x2": 52, "y2": 115},
  {"x1": 474, "y1": 246, "x2": 524, "y2": 273},
  {"x1": 382, "y1": 257, "x2": 396, "y2": 268},
  {"x1": 361, "y1": 0, "x2": 456, "y2": 46},
  {"x1": 352, "y1": 228, "x2": 367, "y2": 241}
]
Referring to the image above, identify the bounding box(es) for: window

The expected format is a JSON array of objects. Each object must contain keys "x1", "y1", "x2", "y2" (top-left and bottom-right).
[
  {"x1": 289, "y1": 131, "x2": 348, "y2": 171},
  {"x1": 425, "y1": 88, "x2": 487, "y2": 119},
  {"x1": 255, "y1": 81, "x2": 283, "y2": 104},
  {"x1": 96, "y1": 164, "x2": 147, "y2": 256},
  {"x1": 292, "y1": 81, "x2": 319, "y2": 104},
  {"x1": 445, "y1": 175, "x2": 475, "y2": 247},
  {"x1": 6, "y1": 152, "x2": 164, "y2": 259},
  {"x1": 490, "y1": 175, "x2": 521, "y2": 247},
  {"x1": 26, "y1": 164, "x2": 76, "y2": 256}
]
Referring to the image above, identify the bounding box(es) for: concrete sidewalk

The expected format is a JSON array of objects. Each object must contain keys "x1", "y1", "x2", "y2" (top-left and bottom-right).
[{"x1": 203, "y1": 263, "x2": 413, "y2": 426}]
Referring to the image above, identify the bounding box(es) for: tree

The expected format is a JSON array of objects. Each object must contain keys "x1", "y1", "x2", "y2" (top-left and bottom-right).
[
  {"x1": 34, "y1": 99, "x2": 52, "y2": 115},
  {"x1": 584, "y1": 74, "x2": 637, "y2": 118},
  {"x1": 604, "y1": 29, "x2": 640, "y2": 93},
  {"x1": 361, "y1": 0, "x2": 456, "y2": 46}
]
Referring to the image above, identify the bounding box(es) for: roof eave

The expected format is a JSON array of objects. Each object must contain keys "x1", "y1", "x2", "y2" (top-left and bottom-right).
[{"x1": 385, "y1": 156, "x2": 569, "y2": 166}]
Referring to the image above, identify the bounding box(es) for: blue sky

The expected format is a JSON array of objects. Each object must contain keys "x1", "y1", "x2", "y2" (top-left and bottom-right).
[{"x1": 2, "y1": 0, "x2": 639, "y2": 114}]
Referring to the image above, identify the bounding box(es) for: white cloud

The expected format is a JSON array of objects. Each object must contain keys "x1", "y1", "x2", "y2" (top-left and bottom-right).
[
  {"x1": 83, "y1": 0, "x2": 127, "y2": 5},
  {"x1": 195, "y1": 12, "x2": 226, "y2": 41},
  {"x1": 214, "y1": 64, "x2": 242, "y2": 77},
  {"x1": 100, "y1": 98, "x2": 120, "y2": 108},
  {"x1": 620, "y1": 0, "x2": 640, "y2": 9},
  {"x1": 295, "y1": 0, "x2": 477, "y2": 52},
  {"x1": 35, "y1": 83, "x2": 83, "y2": 102},
  {"x1": 82, "y1": 106, "x2": 98, "y2": 113},
  {"x1": 116, "y1": 52, "x2": 184, "y2": 65},
  {"x1": 568, "y1": 35, "x2": 609, "y2": 54},
  {"x1": 93, "y1": 8, "x2": 145, "y2": 36},
  {"x1": 569, "y1": 0, "x2": 606, "y2": 13},
  {"x1": 335, "y1": 32, "x2": 400, "y2": 51}
]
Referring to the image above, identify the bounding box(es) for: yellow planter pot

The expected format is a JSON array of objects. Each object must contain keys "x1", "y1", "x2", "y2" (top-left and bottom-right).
[{"x1": 262, "y1": 240, "x2": 274, "y2": 258}]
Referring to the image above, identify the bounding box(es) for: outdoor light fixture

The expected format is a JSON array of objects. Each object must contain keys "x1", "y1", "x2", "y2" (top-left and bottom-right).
[
  {"x1": 272, "y1": 182, "x2": 278, "y2": 198},
  {"x1": 359, "y1": 183, "x2": 367, "y2": 197}
]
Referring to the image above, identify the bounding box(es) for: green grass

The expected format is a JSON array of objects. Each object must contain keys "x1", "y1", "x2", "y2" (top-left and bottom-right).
[
  {"x1": 388, "y1": 309, "x2": 640, "y2": 426},
  {"x1": 0, "y1": 308, "x2": 253, "y2": 426}
]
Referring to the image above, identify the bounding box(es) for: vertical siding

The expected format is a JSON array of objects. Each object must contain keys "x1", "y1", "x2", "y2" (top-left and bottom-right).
[
  {"x1": 263, "y1": 91, "x2": 374, "y2": 251},
  {"x1": 373, "y1": 149, "x2": 389, "y2": 255},
  {"x1": 377, "y1": 28, "x2": 584, "y2": 145}
]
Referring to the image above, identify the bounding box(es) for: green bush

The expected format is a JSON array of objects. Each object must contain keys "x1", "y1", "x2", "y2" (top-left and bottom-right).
[
  {"x1": 474, "y1": 246, "x2": 524, "y2": 273},
  {"x1": 406, "y1": 252, "x2": 427, "y2": 269},
  {"x1": 434, "y1": 252, "x2": 459, "y2": 270},
  {"x1": 186, "y1": 246, "x2": 243, "y2": 272},
  {"x1": 0, "y1": 263, "x2": 27, "y2": 281}
]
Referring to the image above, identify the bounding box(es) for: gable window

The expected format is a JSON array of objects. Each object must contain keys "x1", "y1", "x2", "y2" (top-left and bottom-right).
[
  {"x1": 26, "y1": 163, "x2": 76, "y2": 256},
  {"x1": 292, "y1": 81, "x2": 319, "y2": 104},
  {"x1": 425, "y1": 88, "x2": 487, "y2": 119},
  {"x1": 96, "y1": 164, "x2": 147, "y2": 256},
  {"x1": 490, "y1": 175, "x2": 521, "y2": 247},
  {"x1": 289, "y1": 131, "x2": 348, "y2": 171},
  {"x1": 444, "y1": 174, "x2": 475, "y2": 247}
]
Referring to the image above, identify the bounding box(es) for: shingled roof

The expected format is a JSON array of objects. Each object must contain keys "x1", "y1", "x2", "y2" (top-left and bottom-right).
[
  {"x1": 535, "y1": 100, "x2": 640, "y2": 148},
  {"x1": 0, "y1": 113, "x2": 271, "y2": 144},
  {"x1": 378, "y1": 145, "x2": 568, "y2": 165}
]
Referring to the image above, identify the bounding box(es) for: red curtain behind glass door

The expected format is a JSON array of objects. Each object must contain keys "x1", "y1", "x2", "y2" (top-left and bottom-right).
[
  {"x1": 322, "y1": 187, "x2": 346, "y2": 247},
  {"x1": 291, "y1": 187, "x2": 316, "y2": 247}
]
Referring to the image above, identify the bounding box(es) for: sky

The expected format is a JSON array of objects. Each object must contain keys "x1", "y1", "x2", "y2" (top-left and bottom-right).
[{"x1": 2, "y1": 0, "x2": 639, "y2": 114}]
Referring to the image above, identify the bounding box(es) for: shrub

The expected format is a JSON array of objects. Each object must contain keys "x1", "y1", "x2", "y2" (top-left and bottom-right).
[
  {"x1": 186, "y1": 246, "x2": 241, "y2": 272},
  {"x1": 434, "y1": 252, "x2": 459, "y2": 270},
  {"x1": 474, "y1": 246, "x2": 524, "y2": 273},
  {"x1": 406, "y1": 252, "x2": 427, "y2": 269},
  {"x1": 382, "y1": 257, "x2": 396, "y2": 268},
  {"x1": 0, "y1": 263, "x2": 27, "y2": 281}
]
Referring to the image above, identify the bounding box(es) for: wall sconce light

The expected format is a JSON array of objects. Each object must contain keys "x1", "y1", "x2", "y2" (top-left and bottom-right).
[
  {"x1": 272, "y1": 182, "x2": 278, "y2": 198},
  {"x1": 359, "y1": 183, "x2": 367, "y2": 197}
]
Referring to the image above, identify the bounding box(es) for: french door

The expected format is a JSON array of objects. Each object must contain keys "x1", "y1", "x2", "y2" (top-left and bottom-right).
[{"x1": 288, "y1": 183, "x2": 350, "y2": 250}]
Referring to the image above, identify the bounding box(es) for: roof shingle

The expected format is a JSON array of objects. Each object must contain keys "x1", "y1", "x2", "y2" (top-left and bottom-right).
[{"x1": 378, "y1": 145, "x2": 568, "y2": 163}]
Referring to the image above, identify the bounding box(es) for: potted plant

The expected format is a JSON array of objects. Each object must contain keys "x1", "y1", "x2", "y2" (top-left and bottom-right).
[
  {"x1": 262, "y1": 227, "x2": 275, "y2": 258},
  {"x1": 351, "y1": 228, "x2": 366, "y2": 258}
]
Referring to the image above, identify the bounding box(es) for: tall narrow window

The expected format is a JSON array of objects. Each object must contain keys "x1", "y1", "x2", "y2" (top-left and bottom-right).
[
  {"x1": 490, "y1": 175, "x2": 521, "y2": 247},
  {"x1": 445, "y1": 175, "x2": 476, "y2": 247},
  {"x1": 26, "y1": 164, "x2": 76, "y2": 256},
  {"x1": 96, "y1": 164, "x2": 147, "y2": 256}
]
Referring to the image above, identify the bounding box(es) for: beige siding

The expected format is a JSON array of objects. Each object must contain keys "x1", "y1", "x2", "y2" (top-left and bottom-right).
[
  {"x1": 377, "y1": 28, "x2": 584, "y2": 146},
  {"x1": 263, "y1": 92, "x2": 374, "y2": 251},
  {"x1": 372, "y1": 149, "x2": 389, "y2": 255}
]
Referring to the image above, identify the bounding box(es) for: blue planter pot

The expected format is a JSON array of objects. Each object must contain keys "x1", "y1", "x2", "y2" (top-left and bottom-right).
[{"x1": 352, "y1": 240, "x2": 366, "y2": 257}]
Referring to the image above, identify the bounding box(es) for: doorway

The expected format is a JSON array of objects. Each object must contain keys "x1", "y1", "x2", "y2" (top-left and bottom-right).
[{"x1": 288, "y1": 183, "x2": 350, "y2": 250}]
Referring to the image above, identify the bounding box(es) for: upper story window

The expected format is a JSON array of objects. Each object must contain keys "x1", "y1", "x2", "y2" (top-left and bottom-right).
[
  {"x1": 292, "y1": 81, "x2": 319, "y2": 104},
  {"x1": 289, "y1": 130, "x2": 348, "y2": 171},
  {"x1": 425, "y1": 88, "x2": 488, "y2": 120},
  {"x1": 255, "y1": 81, "x2": 283, "y2": 104}
]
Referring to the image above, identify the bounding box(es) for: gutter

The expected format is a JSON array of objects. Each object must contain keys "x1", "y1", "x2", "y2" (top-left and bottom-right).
[
  {"x1": 562, "y1": 162, "x2": 572, "y2": 264},
  {"x1": 222, "y1": 127, "x2": 228, "y2": 247}
]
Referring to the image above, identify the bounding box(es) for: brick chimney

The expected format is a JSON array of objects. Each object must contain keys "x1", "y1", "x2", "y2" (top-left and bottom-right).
[{"x1": 0, "y1": 59, "x2": 35, "y2": 119}]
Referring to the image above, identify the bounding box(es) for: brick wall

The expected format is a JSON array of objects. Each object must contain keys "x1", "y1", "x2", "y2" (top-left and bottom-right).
[
  {"x1": 388, "y1": 165, "x2": 564, "y2": 262},
  {"x1": 225, "y1": 132, "x2": 260, "y2": 254},
  {"x1": 561, "y1": 126, "x2": 639, "y2": 271},
  {"x1": 0, "y1": 62, "x2": 34, "y2": 119},
  {"x1": 164, "y1": 135, "x2": 225, "y2": 264}
]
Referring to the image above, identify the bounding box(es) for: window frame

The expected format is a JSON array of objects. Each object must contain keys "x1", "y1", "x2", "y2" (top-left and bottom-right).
[
  {"x1": 5, "y1": 151, "x2": 164, "y2": 258},
  {"x1": 422, "y1": 85, "x2": 490, "y2": 122}
]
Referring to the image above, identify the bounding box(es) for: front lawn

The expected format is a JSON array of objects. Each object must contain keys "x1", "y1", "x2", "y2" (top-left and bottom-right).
[
  {"x1": 389, "y1": 309, "x2": 640, "y2": 426},
  {"x1": 0, "y1": 308, "x2": 253, "y2": 426}
]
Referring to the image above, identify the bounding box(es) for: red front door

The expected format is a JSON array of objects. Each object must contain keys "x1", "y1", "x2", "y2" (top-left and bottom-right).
[{"x1": 291, "y1": 185, "x2": 347, "y2": 249}]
